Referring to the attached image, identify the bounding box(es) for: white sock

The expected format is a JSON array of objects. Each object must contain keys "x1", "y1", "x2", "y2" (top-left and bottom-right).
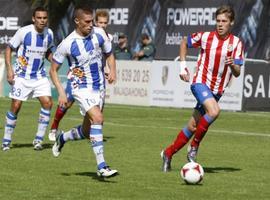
[
  {"x1": 35, "y1": 108, "x2": 50, "y2": 141},
  {"x1": 63, "y1": 125, "x2": 85, "y2": 142},
  {"x1": 3, "y1": 111, "x2": 17, "y2": 143},
  {"x1": 89, "y1": 124, "x2": 106, "y2": 170}
]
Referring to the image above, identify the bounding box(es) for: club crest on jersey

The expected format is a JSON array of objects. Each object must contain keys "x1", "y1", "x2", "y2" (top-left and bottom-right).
[
  {"x1": 18, "y1": 56, "x2": 28, "y2": 68},
  {"x1": 227, "y1": 44, "x2": 233, "y2": 52},
  {"x1": 202, "y1": 91, "x2": 208, "y2": 97},
  {"x1": 192, "y1": 32, "x2": 201, "y2": 42},
  {"x1": 72, "y1": 68, "x2": 85, "y2": 78}
]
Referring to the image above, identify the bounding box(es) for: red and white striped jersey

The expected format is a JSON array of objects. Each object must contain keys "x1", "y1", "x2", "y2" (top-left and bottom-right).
[{"x1": 187, "y1": 31, "x2": 244, "y2": 95}]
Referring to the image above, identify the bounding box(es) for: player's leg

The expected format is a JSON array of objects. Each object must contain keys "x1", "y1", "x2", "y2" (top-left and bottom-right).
[
  {"x1": 32, "y1": 95, "x2": 53, "y2": 150},
  {"x1": 187, "y1": 83, "x2": 220, "y2": 162},
  {"x1": 87, "y1": 106, "x2": 118, "y2": 177},
  {"x1": 32, "y1": 77, "x2": 53, "y2": 150},
  {"x1": 2, "y1": 77, "x2": 29, "y2": 151},
  {"x1": 49, "y1": 80, "x2": 74, "y2": 141},
  {"x1": 49, "y1": 100, "x2": 74, "y2": 141},
  {"x1": 161, "y1": 110, "x2": 200, "y2": 172},
  {"x1": 2, "y1": 99, "x2": 23, "y2": 151}
]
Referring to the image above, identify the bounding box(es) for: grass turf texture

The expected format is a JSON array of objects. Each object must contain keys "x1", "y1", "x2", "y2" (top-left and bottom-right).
[{"x1": 0, "y1": 97, "x2": 269, "y2": 200}]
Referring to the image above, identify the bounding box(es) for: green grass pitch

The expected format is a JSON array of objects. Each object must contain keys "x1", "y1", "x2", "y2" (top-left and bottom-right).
[{"x1": 0, "y1": 97, "x2": 269, "y2": 200}]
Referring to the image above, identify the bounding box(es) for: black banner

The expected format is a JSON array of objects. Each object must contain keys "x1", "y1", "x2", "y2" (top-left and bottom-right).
[
  {"x1": 1, "y1": 0, "x2": 270, "y2": 61},
  {"x1": 242, "y1": 61, "x2": 270, "y2": 111},
  {"x1": 0, "y1": 0, "x2": 31, "y2": 52}
]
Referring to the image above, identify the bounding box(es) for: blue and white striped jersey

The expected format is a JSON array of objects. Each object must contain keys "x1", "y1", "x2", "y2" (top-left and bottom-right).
[
  {"x1": 8, "y1": 24, "x2": 55, "y2": 80},
  {"x1": 53, "y1": 27, "x2": 112, "y2": 91}
]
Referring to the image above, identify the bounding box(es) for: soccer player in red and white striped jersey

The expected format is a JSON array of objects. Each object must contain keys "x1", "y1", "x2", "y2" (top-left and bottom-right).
[{"x1": 161, "y1": 5, "x2": 244, "y2": 172}]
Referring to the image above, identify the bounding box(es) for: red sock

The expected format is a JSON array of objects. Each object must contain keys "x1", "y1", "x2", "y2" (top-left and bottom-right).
[
  {"x1": 191, "y1": 115, "x2": 212, "y2": 148},
  {"x1": 50, "y1": 106, "x2": 67, "y2": 130},
  {"x1": 165, "y1": 130, "x2": 190, "y2": 159}
]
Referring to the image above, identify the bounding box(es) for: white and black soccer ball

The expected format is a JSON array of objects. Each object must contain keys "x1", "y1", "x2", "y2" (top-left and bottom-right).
[{"x1": 180, "y1": 162, "x2": 204, "y2": 184}]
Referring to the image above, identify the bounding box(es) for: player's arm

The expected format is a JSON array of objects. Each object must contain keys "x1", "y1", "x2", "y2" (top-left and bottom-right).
[
  {"x1": 106, "y1": 53, "x2": 116, "y2": 84},
  {"x1": 226, "y1": 40, "x2": 244, "y2": 77},
  {"x1": 5, "y1": 46, "x2": 15, "y2": 85},
  {"x1": 225, "y1": 57, "x2": 241, "y2": 77},
  {"x1": 179, "y1": 37, "x2": 190, "y2": 82},
  {"x1": 49, "y1": 61, "x2": 67, "y2": 107}
]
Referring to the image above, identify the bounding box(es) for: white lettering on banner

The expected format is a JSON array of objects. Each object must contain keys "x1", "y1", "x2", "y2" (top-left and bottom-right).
[
  {"x1": 0, "y1": 35, "x2": 12, "y2": 44},
  {"x1": 0, "y1": 17, "x2": 20, "y2": 30},
  {"x1": 166, "y1": 32, "x2": 183, "y2": 45},
  {"x1": 166, "y1": 8, "x2": 216, "y2": 26},
  {"x1": 109, "y1": 8, "x2": 128, "y2": 25},
  {"x1": 255, "y1": 75, "x2": 265, "y2": 98},
  {"x1": 244, "y1": 74, "x2": 270, "y2": 98},
  {"x1": 243, "y1": 75, "x2": 253, "y2": 97}
]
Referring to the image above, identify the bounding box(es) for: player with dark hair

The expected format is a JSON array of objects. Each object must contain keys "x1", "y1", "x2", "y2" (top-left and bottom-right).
[
  {"x1": 50, "y1": 6, "x2": 117, "y2": 177},
  {"x1": 161, "y1": 5, "x2": 244, "y2": 172},
  {"x1": 48, "y1": 9, "x2": 113, "y2": 141},
  {"x1": 2, "y1": 7, "x2": 55, "y2": 151}
]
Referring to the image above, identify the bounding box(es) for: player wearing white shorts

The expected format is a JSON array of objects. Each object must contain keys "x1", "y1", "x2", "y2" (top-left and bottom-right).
[
  {"x1": 2, "y1": 7, "x2": 55, "y2": 151},
  {"x1": 49, "y1": 6, "x2": 118, "y2": 178},
  {"x1": 48, "y1": 9, "x2": 112, "y2": 141}
]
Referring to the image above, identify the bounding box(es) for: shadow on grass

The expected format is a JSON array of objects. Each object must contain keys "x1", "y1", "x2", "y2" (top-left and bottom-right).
[
  {"x1": 61, "y1": 171, "x2": 118, "y2": 183},
  {"x1": 103, "y1": 136, "x2": 115, "y2": 142},
  {"x1": 203, "y1": 166, "x2": 241, "y2": 173},
  {"x1": 12, "y1": 143, "x2": 53, "y2": 149}
]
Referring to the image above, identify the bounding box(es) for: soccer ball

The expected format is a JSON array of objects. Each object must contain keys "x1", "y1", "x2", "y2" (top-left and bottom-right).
[{"x1": 180, "y1": 162, "x2": 204, "y2": 184}]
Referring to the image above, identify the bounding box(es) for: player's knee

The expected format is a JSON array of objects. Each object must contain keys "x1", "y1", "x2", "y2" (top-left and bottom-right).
[
  {"x1": 187, "y1": 124, "x2": 196, "y2": 133},
  {"x1": 42, "y1": 99, "x2": 53, "y2": 110},
  {"x1": 91, "y1": 113, "x2": 104, "y2": 124},
  {"x1": 207, "y1": 107, "x2": 220, "y2": 119}
]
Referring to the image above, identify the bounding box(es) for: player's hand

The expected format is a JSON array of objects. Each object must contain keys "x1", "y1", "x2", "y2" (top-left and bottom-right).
[
  {"x1": 179, "y1": 68, "x2": 190, "y2": 82},
  {"x1": 106, "y1": 71, "x2": 116, "y2": 84},
  {"x1": 225, "y1": 56, "x2": 234, "y2": 66},
  {"x1": 58, "y1": 93, "x2": 68, "y2": 108},
  {"x1": 6, "y1": 70, "x2": 15, "y2": 85}
]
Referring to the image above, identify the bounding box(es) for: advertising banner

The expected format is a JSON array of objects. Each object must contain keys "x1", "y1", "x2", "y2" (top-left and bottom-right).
[
  {"x1": 0, "y1": 0, "x2": 31, "y2": 51},
  {"x1": 150, "y1": 60, "x2": 244, "y2": 111},
  {"x1": 149, "y1": 60, "x2": 196, "y2": 108},
  {"x1": 1, "y1": 0, "x2": 270, "y2": 61},
  {"x1": 242, "y1": 61, "x2": 270, "y2": 111},
  {"x1": 105, "y1": 61, "x2": 151, "y2": 106}
]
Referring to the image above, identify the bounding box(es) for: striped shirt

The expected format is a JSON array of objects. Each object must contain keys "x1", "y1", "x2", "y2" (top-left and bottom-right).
[
  {"x1": 188, "y1": 31, "x2": 244, "y2": 95},
  {"x1": 53, "y1": 27, "x2": 112, "y2": 91},
  {"x1": 9, "y1": 24, "x2": 55, "y2": 79}
]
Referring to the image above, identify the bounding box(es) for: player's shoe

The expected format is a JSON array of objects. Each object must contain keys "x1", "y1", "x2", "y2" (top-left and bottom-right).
[
  {"x1": 97, "y1": 166, "x2": 118, "y2": 177},
  {"x1": 33, "y1": 139, "x2": 43, "y2": 150},
  {"x1": 160, "y1": 150, "x2": 171, "y2": 172},
  {"x1": 48, "y1": 129, "x2": 57, "y2": 142},
  {"x1": 52, "y1": 130, "x2": 64, "y2": 157},
  {"x1": 187, "y1": 145, "x2": 198, "y2": 162},
  {"x1": 2, "y1": 142, "x2": 11, "y2": 151}
]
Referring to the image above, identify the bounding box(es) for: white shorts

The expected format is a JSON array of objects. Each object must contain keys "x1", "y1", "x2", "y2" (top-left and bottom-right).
[
  {"x1": 72, "y1": 88, "x2": 105, "y2": 116},
  {"x1": 9, "y1": 77, "x2": 52, "y2": 101}
]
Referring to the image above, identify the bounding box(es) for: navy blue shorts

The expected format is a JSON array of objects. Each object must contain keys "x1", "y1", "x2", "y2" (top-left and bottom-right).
[{"x1": 191, "y1": 83, "x2": 221, "y2": 115}]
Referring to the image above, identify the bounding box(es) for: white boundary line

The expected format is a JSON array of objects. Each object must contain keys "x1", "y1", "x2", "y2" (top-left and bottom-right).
[{"x1": 65, "y1": 117, "x2": 270, "y2": 138}]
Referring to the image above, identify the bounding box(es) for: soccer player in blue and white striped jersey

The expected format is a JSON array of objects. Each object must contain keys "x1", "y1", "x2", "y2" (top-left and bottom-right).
[
  {"x1": 2, "y1": 7, "x2": 55, "y2": 151},
  {"x1": 50, "y1": 6, "x2": 118, "y2": 178},
  {"x1": 48, "y1": 9, "x2": 113, "y2": 141}
]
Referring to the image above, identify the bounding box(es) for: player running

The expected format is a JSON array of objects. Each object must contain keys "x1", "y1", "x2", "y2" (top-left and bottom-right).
[
  {"x1": 2, "y1": 7, "x2": 55, "y2": 151},
  {"x1": 161, "y1": 5, "x2": 244, "y2": 172},
  {"x1": 49, "y1": 6, "x2": 118, "y2": 177},
  {"x1": 48, "y1": 9, "x2": 112, "y2": 141}
]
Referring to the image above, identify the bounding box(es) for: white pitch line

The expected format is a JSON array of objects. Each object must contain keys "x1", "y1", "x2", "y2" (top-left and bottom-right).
[{"x1": 65, "y1": 117, "x2": 270, "y2": 138}]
